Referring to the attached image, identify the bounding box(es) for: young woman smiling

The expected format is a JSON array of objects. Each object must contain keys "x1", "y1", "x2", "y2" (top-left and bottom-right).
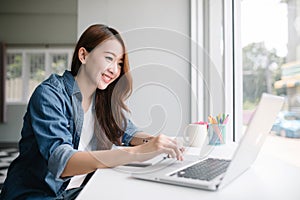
[{"x1": 0, "y1": 24, "x2": 184, "y2": 200}]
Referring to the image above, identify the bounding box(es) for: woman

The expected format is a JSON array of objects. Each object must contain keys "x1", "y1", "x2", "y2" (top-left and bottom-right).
[{"x1": 0, "y1": 24, "x2": 183, "y2": 199}]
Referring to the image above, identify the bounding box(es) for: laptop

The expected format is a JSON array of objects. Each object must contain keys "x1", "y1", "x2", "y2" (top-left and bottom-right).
[{"x1": 131, "y1": 93, "x2": 284, "y2": 190}]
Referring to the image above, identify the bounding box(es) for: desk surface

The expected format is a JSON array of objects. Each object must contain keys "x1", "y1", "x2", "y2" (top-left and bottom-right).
[{"x1": 76, "y1": 144, "x2": 300, "y2": 200}]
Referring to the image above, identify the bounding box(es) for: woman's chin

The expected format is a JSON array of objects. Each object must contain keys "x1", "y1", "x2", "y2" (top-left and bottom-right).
[{"x1": 97, "y1": 83, "x2": 109, "y2": 90}]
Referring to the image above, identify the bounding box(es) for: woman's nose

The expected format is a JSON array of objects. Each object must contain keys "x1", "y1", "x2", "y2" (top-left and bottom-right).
[{"x1": 108, "y1": 62, "x2": 119, "y2": 75}]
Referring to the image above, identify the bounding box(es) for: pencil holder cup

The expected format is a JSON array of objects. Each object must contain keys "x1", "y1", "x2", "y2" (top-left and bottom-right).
[{"x1": 208, "y1": 124, "x2": 226, "y2": 145}]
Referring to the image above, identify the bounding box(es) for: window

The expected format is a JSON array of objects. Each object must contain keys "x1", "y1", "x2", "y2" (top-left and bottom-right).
[
  {"x1": 192, "y1": 0, "x2": 300, "y2": 167},
  {"x1": 6, "y1": 48, "x2": 73, "y2": 103},
  {"x1": 241, "y1": 0, "x2": 300, "y2": 135},
  {"x1": 241, "y1": 0, "x2": 300, "y2": 167}
]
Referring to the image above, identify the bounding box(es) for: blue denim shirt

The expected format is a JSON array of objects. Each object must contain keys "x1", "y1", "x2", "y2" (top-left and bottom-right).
[{"x1": 0, "y1": 71, "x2": 140, "y2": 199}]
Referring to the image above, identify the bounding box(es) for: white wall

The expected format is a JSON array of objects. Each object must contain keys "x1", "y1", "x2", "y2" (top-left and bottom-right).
[{"x1": 78, "y1": 0, "x2": 191, "y2": 137}]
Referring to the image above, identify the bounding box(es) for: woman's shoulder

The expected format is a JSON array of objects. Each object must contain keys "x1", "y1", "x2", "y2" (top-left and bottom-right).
[
  {"x1": 31, "y1": 73, "x2": 68, "y2": 101},
  {"x1": 28, "y1": 71, "x2": 76, "y2": 108},
  {"x1": 37, "y1": 74, "x2": 64, "y2": 92}
]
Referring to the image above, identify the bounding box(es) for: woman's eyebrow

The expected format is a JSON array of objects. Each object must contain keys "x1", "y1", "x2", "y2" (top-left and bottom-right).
[
  {"x1": 104, "y1": 51, "x2": 117, "y2": 57},
  {"x1": 104, "y1": 51, "x2": 123, "y2": 61}
]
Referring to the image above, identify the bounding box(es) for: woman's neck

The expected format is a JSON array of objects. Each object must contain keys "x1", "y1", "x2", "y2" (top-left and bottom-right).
[{"x1": 75, "y1": 72, "x2": 96, "y2": 113}]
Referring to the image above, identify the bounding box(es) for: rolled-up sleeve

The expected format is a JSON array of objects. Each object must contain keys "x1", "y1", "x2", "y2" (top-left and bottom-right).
[
  {"x1": 48, "y1": 144, "x2": 77, "y2": 181},
  {"x1": 122, "y1": 119, "x2": 142, "y2": 146}
]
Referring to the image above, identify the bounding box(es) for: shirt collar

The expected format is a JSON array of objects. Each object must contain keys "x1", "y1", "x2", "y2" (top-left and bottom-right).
[{"x1": 62, "y1": 70, "x2": 81, "y2": 97}]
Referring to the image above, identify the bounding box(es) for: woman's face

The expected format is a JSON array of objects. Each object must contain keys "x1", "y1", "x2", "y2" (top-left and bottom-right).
[{"x1": 81, "y1": 38, "x2": 124, "y2": 90}]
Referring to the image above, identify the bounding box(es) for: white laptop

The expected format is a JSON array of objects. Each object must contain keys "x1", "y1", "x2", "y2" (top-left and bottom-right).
[{"x1": 131, "y1": 93, "x2": 284, "y2": 191}]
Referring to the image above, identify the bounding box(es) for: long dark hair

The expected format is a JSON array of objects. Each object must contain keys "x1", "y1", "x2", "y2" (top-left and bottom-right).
[{"x1": 71, "y1": 24, "x2": 132, "y2": 145}]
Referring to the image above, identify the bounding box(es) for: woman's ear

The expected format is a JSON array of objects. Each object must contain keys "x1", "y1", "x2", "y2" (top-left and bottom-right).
[{"x1": 78, "y1": 47, "x2": 88, "y2": 64}]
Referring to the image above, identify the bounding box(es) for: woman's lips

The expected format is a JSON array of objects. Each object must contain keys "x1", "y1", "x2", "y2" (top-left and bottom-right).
[{"x1": 102, "y1": 73, "x2": 112, "y2": 83}]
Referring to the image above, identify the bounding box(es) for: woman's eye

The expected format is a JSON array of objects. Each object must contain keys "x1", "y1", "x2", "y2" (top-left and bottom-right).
[{"x1": 105, "y1": 57, "x2": 113, "y2": 62}]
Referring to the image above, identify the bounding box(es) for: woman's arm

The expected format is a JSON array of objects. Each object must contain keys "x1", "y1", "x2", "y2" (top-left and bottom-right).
[
  {"x1": 61, "y1": 134, "x2": 184, "y2": 178},
  {"x1": 60, "y1": 147, "x2": 138, "y2": 177}
]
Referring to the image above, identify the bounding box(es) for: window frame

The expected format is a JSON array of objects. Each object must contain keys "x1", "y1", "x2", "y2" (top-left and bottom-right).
[{"x1": 190, "y1": 0, "x2": 243, "y2": 142}]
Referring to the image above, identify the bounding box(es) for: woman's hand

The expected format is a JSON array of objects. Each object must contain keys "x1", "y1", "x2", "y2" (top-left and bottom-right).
[{"x1": 132, "y1": 134, "x2": 184, "y2": 162}]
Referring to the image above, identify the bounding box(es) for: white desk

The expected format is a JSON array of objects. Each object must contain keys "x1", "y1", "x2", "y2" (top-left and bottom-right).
[{"x1": 76, "y1": 144, "x2": 300, "y2": 200}]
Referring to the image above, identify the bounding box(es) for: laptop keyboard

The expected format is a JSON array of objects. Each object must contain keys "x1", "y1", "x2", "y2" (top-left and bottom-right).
[{"x1": 170, "y1": 158, "x2": 231, "y2": 181}]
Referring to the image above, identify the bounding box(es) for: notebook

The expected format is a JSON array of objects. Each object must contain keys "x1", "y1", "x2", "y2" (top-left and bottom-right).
[{"x1": 131, "y1": 93, "x2": 284, "y2": 190}]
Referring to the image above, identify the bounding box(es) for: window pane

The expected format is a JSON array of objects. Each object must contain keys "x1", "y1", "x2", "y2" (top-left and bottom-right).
[
  {"x1": 51, "y1": 53, "x2": 68, "y2": 75},
  {"x1": 242, "y1": 0, "x2": 288, "y2": 124},
  {"x1": 29, "y1": 53, "x2": 45, "y2": 97},
  {"x1": 6, "y1": 53, "x2": 22, "y2": 102},
  {"x1": 242, "y1": 0, "x2": 300, "y2": 167}
]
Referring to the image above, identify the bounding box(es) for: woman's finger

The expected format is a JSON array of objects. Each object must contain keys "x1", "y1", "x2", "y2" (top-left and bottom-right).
[
  {"x1": 163, "y1": 138, "x2": 183, "y2": 160},
  {"x1": 164, "y1": 148, "x2": 176, "y2": 159}
]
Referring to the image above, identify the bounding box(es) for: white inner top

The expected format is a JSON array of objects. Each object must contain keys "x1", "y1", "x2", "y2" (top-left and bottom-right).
[{"x1": 66, "y1": 101, "x2": 95, "y2": 190}]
